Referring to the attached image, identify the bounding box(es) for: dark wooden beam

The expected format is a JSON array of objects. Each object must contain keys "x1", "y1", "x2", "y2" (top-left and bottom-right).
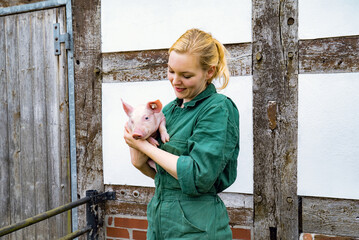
[
  {"x1": 102, "y1": 34, "x2": 359, "y2": 82},
  {"x1": 299, "y1": 35, "x2": 359, "y2": 74},
  {"x1": 71, "y1": 0, "x2": 103, "y2": 238},
  {"x1": 101, "y1": 43, "x2": 252, "y2": 83},
  {"x1": 105, "y1": 185, "x2": 253, "y2": 227},
  {"x1": 301, "y1": 196, "x2": 359, "y2": 237},
  {"x1": 252, "y1": 0, "x2": 299, "y2": 239}
]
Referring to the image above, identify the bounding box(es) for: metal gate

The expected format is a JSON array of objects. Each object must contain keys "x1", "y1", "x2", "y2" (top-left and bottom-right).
[{"x1": 0, "y1": 1, "x2": 76, "y2": 239}]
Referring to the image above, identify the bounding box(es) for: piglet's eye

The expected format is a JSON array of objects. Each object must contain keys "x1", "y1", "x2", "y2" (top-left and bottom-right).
[{"x1": 145, "y1": 117, "x2": 149, "y2": 120}]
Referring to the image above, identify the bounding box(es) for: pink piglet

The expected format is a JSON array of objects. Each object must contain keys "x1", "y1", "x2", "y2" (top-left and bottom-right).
[{"x1": 122, "y1": 99, "x2": 170, "y2": 170}]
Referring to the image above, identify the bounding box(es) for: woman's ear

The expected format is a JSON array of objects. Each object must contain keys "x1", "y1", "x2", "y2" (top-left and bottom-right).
[{"x1": 206, "y1": 66, "x2": 216, "y2": 80}]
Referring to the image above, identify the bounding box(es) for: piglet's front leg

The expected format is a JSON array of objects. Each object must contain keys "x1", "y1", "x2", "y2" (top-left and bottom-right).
[
  {"x1": 147, "y1": 159, "x2": 157, "y2": 171},
  {"x1": 147, "y1": 136, "x2": 159, "y2": 146},
  {"x1": 146, "y1": 136, "x2": 160, "y2": 172},
  {"x1": 158, "y1": 117, "x2": 170, "y2": 143}
]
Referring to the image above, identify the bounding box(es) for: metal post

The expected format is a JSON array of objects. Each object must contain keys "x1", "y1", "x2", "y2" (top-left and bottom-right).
[
  {"x1": 86, "y1": 190, "x2": 99, "y2": 240},
  {"x1": 85, "y1": 190, "x2": 116, "y2": 239}
]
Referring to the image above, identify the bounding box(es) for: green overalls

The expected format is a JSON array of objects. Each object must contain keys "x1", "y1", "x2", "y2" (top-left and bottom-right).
[{"x1": 147, "y1": 84, "x2": 240, "y2": 240}]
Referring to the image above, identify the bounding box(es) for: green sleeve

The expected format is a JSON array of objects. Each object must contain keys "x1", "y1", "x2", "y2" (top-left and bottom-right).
[{"x1": 177, "y1": 104, "x2": 230, "y2": 195}]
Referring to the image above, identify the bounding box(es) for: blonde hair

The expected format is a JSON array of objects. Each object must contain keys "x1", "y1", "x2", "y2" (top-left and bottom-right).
[{"x1": 169, "y1": 28, "x2": 230, "y2": 90}]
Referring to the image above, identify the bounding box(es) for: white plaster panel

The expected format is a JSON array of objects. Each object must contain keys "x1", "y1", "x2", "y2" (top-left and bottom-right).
[
  {"x1": 101, "y1": 0, "x2": 252, "y2": 52},
  {"x1": 299, "y1": 0, "x2": 359, "y2": 39},
  {"x1": 298, "y1": 72, "x2": 359, "y2": 200}
]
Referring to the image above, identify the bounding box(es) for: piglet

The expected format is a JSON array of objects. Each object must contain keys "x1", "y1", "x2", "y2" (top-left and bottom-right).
[{"x1": 122, "y1": 99, "x2": 170, "y2": 170}]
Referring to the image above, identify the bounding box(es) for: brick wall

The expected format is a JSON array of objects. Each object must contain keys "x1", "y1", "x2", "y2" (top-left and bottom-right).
[
  {"x1": 105, "y1": 215, "x2": 251, "y2": 240},
  {"x1": 106, "y1": 216, "x2": 148, "y2": 239},
  {"x1": 104, "y1": 216, "x2": 359, "y2": 240}
]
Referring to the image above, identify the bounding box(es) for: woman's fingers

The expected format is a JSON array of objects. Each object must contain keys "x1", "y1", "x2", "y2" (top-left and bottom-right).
[{"x1": 124, "y1": 121, "x2": 130, "y2": 133}]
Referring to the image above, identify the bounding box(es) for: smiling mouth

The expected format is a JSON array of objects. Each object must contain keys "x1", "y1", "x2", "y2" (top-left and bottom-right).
[{"x1": 175, "y1": 87, "x2": 186, "y2": 92}]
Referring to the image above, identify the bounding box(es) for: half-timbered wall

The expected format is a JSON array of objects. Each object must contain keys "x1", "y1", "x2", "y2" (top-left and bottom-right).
[
  {"x1": 101, "y1": 0, "x2": 359, "y2": 239},
  {"x1": 1, "y1": 0, "x2": 358, "y2": 239}
]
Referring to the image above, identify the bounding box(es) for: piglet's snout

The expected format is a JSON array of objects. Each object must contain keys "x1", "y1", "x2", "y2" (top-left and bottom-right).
[{"x1": 132, "y1": 129, "x2": 145, "y2": 139}]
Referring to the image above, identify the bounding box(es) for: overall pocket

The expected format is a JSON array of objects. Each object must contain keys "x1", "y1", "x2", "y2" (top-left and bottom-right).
[{"x1": 161, "y1": 199, "x2": 212, "y2": 239}]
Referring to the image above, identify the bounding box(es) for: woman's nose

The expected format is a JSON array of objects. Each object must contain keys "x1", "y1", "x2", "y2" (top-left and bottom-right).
[{"x1": 172, "y1": 74, "x2": 181, "y2": 85}]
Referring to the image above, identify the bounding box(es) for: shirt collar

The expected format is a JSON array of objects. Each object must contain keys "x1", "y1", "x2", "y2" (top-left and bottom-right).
[{"x1": 173, "y1": 83, "x2": 217, "y2": 108}]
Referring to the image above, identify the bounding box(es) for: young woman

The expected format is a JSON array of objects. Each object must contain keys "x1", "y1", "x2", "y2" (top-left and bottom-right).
[{"x1": 124, "y1": 28, "x2": 240, "y2": 240}]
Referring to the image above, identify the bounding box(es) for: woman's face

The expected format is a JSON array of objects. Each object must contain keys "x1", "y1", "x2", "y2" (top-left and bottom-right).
[{"x1": 167, "y1": 51, "x2": 214, "y2": 104}]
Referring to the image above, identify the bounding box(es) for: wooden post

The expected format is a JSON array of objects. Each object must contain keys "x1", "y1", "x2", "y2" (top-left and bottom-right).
[
  {"x1": 71, "y1": 0, "x2": 104, "y2": 238},
  {"x1": 252, "y1": 0, "x2": 299, "y2": 239}
]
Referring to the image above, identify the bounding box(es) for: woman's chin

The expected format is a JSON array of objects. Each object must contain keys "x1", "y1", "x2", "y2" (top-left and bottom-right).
[{"x1": 173, "y1": 89, "x2": 186, "y2": 98}]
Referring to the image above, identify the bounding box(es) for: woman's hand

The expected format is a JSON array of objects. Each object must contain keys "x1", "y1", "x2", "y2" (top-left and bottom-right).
[
  {"x1": 124, "y1": 123, "x2": 156, "y2": 179},
  {"x1": 123, "y1": 122, "x2": 179, "y2": 180},
  {"x1": 123, "y1": 123, "x2": 151, "y2": 151}
]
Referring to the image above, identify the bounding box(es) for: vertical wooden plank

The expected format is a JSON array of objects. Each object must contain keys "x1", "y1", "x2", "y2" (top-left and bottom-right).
[
  {"x1": 32, "y1": 9, "x2": 50, "y2": 240},
  {"x1": 0, "y1": 15, "x2": 11, "y2": 240},
  {"x1": 43, "y1": 8, "x2": 62, "y2": 238},
  {"x1": 72, "y1": 0, "x2": 104, "y2": 238},
  {"x1": 5, "y1": 14, "x2": 23, "y2": 240},
  {"x1": 277, "y1": 1, "x2": 299, "y2": 238},
  {"x1": 252, "y1": 0, "x2": 299, "y2": 239},
  {"x1": 18, "y1": 11, "x2": 36, "y2": 239}
]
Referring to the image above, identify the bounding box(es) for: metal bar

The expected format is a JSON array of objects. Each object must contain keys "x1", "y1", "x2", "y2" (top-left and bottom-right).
[
  {"x1": 65, "y1": 0, "x2": 78, "y2": 236},
  {"x1": 58, "y1": 226, "x2": 92, "y2": 240},
  {"x1": 0, "y1": 197, "x2": 91, "y2": 237},
  {"x1": 0, "y1": 191, "x2": 115, "y2": 237},
  {"x1": 0, "y1": 0, "x2": 68, "y2": 17}
]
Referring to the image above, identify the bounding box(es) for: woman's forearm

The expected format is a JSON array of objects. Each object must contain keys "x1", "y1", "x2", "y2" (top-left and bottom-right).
[
  {"x1": 141, "y1": 142, "x2": 179, "y2": 180},
  {"x1": 124, "y1": 127, "x2": 178, "y2": 179},
  {"x1": 136, "y1": 163, "x2": 156, "y2": 179},
  {"x1": 129, "y1": 147, "x2": 156, "y2": 179}
]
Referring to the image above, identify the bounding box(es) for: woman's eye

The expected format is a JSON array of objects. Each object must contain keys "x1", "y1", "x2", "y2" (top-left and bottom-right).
[{"x1": 183, "y1": 75, "x2": 192, "y2": 79}]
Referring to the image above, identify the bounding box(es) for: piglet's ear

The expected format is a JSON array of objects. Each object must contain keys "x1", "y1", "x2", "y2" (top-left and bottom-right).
[
  {"x1": 121, "y1": 99, "x2": 133, "y2": 117},
  {"x1": 147, "y1": 100, "x2": 162, "y2": 113}
]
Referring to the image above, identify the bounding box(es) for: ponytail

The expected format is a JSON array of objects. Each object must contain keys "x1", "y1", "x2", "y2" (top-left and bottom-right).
[{"x1": 212, "y1": 38, "x2": 230, "y2": 90}]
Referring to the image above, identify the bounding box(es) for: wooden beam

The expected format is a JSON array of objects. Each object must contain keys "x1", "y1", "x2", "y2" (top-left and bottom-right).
[
  {"x1": 301, "y1": 196, "x2": 359, "y2": 237},
  {"x1": 252, "y1": 0, "x2": 299, "y2": 239},
  {"x1": 102, "y1": 49, "x2": 169, "y2": 83},
  {"x1": 71, "y1": 0, "x2": 104, "y2": 237},
  {"x1": 299, "y1": 35, "x2": 359, "y2": 74},
  {"x1": 104, "y1": 185, "x2": 253, "y2": 227},
  {"x1": 102, "y1": 35, "x2": 359, "y2": 83},
  {"x1": 101, "y1": 43, "x2": 252, "y2": 83}
]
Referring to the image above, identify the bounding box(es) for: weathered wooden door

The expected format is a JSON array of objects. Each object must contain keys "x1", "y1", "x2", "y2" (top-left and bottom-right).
[{"x1": 0, "y1": 6, "x2": 71, "y2": 240}]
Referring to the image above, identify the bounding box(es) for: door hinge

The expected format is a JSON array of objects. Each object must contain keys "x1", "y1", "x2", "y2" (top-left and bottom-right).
[{"x1": 53, "y1": 23, "x2": 71, "y2": 55}]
